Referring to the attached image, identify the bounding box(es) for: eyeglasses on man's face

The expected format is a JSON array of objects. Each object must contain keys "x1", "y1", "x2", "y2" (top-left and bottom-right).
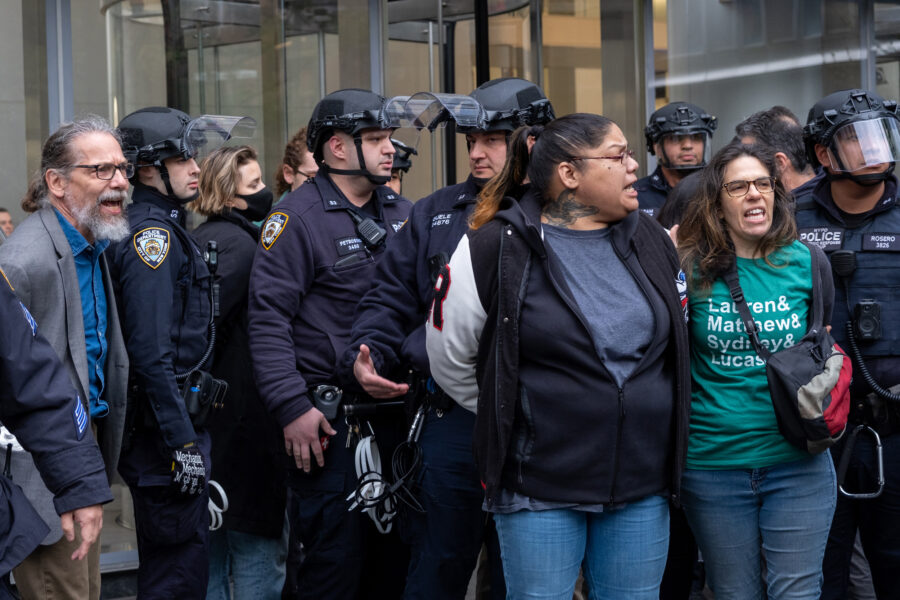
[
  {"x1": 721, "y1": 176, "x2": 776, "y2": 198},
  {"x1": 569, "y1": 149, "x2": 636, "y2": 165},
  {"x1": 73, "y1": 162, "x2": 135, "y2": 180}
]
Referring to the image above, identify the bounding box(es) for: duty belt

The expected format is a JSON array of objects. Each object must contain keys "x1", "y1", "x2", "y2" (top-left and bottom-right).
[
  {"x1": 849, "y1": 391, "x2": 900, "y2": 438},
  {"x1": 408, "y1": 373, "x2": 454, "y2": 412},
  {"x1": 311, "y1": 384, "x2": 404, "y2": 420}
]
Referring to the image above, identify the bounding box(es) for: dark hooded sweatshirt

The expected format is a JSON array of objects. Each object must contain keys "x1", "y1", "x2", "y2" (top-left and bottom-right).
[{"x1": 427, "y1": 188, "x2": 691, "y2": 508}]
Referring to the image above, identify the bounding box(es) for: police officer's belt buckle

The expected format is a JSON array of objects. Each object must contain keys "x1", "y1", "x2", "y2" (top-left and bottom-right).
[{"x1": 837, "y1": 424, "x2": 885, "y2": 500}]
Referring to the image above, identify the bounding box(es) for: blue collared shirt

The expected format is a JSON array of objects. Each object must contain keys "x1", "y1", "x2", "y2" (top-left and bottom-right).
[{"x1": 55, "y1": 209, "x2": 110, "y2": 418}]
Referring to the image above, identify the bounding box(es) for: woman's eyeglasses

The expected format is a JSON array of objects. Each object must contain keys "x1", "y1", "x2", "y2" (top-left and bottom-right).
[
  {"x1": 722, "y1": 176, "x2": 776, "y2": 198},
  {"x1": 569, "y1": 149, "x2": 636, "y2": 165}
]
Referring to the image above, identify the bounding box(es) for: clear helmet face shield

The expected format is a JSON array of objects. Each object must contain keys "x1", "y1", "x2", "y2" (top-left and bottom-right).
[
  {"x1": 382, "y1": 92, "x2": 484, "y2": 155},
  {"x1": 826, "y1": 117, "x2": 900, "y2": 173},
  {"x1": 657, "y1": 130, "x2": 711, "y2": 170},
  {"x1": 402, "y1": 92, "x2": 484, "y2": 132},
  {"x1": 183, "y1": 115, "x2": 257, "y2": 162}
]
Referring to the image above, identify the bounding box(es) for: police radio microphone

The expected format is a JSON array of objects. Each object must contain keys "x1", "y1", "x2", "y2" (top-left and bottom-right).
[
  {"x1": 346, "y1": 209, "x2": 387, "y2": 249},
  {"x1": 830, "y1": 249, "x2": 857, "y2": 279}
]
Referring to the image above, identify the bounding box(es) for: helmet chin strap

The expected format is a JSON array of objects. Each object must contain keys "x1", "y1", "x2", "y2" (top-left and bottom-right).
[
  {"x1": 153, "y1": 162, "x2": 199, "y2": 203},
  {"x1": 321, "y1": 135, "x2": 390, "y2": 185},
  {"x1": 826, "y1": 163, "x2": 895, "y2": 187}
]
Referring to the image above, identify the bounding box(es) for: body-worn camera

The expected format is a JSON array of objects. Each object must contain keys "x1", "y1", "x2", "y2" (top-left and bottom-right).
[{"x1": 854, "y1": 299, "x2": 882, "y2": 341}]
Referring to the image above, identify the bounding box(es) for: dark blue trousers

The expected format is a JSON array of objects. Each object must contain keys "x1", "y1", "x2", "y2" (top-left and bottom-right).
[
  {"x1": 285, "y1": 414, "x2": 408, "y2": 600},
  {"x1": 120, "y1": 430, "x2": 212, "y2": 600},
  {"x1": 821, "y1": 431, "x2": 900, "y2": 600},
  {"x1": 401, "y1": 406, "x2": 505, "y2": 600}
]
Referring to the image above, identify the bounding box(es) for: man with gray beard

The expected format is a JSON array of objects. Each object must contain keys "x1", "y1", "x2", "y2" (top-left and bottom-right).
[{"x1": 0, "y1": 116, "x2": 130, "y2": 599}]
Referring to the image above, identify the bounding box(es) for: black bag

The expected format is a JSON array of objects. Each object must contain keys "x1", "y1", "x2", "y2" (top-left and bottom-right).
[{"x1": 724, "y1": 243, "x2": 851, "y2": 454}]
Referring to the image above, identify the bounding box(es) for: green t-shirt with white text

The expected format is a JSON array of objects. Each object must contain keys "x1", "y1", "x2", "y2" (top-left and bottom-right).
[{"x1": 687, "y1": 241, "x2": 812, "y2": 470}]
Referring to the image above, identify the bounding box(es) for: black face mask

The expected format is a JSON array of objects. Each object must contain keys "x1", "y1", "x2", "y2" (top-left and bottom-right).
[{"x1": 235, "y1": 187, "x2": 274, "y2": 222}]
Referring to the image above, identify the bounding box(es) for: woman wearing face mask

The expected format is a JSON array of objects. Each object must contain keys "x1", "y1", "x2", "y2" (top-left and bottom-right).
[
  {"x1": 275, "y1": 126, "x2": 319, "y2": 200},
  {"x1": 189, "y1": 146, "x2": 288, "y2": 599}
]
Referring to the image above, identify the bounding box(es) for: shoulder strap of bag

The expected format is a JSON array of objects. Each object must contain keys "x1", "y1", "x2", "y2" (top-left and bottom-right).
[
  {"x1": 725, "y1": 242, "x2": 826, "y2": 361},
  {"x1": 723, "y1": 263, "x2": 772, "y2": 361},
  {"x1": 799, "y1": 240, "x2": 826, "y2": 332}
]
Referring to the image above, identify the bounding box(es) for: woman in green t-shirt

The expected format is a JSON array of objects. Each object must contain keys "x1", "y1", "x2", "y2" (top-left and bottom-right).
[{"x1": 675, "y1": 142, "x2": 836, "y2": 599}]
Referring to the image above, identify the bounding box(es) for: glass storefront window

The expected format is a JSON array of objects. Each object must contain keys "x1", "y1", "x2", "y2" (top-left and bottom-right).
[
  {"x1": 105, "y1": 0, "x2": 376, "y2": 191},
  {"x1": 651, "y1": 0, "x2": 862, "y2": 162},
  {"x1": 874, "y1": 2, "x2": 900, "y2": 105}
]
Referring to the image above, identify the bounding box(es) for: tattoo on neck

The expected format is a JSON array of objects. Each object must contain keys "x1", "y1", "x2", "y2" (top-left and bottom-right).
[{"x1": 542, "y1": 189, "x2": 599, "y2": 227}]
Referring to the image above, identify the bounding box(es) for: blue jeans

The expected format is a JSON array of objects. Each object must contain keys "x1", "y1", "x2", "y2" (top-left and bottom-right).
[
  {"x1": 402, "y1": 406, "x2": 504, "y2": 600},
  {"x1": 680, "y1": 453, "x2": 836, "y2": 600},
  {"x1": 206, "y1": 525, "x2": 288, "y2": 600},
  {"x1": 493, "y1": 495, "x2": 669, "y2": 600}
]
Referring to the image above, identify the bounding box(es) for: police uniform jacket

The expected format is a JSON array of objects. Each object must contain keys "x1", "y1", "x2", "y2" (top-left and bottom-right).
[
  {"x1": 0, "y1": 207, "x2": 127, "y2": 544},
  {"x1": 0, "y1": 270, "x2": 113, "y2": 572},
  {"x1": 108, "y1": 184, "x2": 211, "y2": 454},
  {"x1": 795, "y1": 175, "x2": 900, "y2": 398},
  {"x1": 634, "y1": 165, "x2": 671, "y2": 218},
  {"x1": 248, "y1": 172, "x2": 411, "y2": 429},
  {"x1": 338, "y1": 175, "x2": 480, "y2": 381},
  {"x1": 192, "y1": 212, "x2": 286, "y2": 538}
]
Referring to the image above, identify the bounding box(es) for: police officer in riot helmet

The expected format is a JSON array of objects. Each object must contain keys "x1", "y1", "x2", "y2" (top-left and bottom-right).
[
  {"x1": 339, "y1": 77, "x2": 553, "y2": 599},
  {"x1": 249, "y1": 89, "x2": 412, "y2": 599},
  {"x1": 109, "y1": 106, "x2": 244, "y2": 597},
  {"x1": 388, "y1": 138, "x2": 416, "y2": 195},
  {"x1": 635, "y1": 101, "x2": 717, "y2": 217},
  {"x1": 465, "y1": 77, "x2": 555, "y2": 183},
  {"x1": 796, "y1": 89, "x2": 900, "y2": 600}
]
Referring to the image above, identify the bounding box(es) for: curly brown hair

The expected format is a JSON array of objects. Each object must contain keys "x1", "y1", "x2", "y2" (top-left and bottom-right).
[
  {"x1": 275, "y1": 126, "x2": 311, "y2": 197},
  {"x1": 677, "y1": 142, "x2": 797, "y2": 290}
]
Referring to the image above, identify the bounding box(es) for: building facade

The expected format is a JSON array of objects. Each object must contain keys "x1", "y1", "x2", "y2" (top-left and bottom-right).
[{"x1": 3, "y1": 0, "x2": 898, "y2": 216}]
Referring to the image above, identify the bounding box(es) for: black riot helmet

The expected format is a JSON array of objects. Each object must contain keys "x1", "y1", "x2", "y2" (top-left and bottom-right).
[
  {"x1": 645, "y1": 102, "x2": 717, "y2": 171},
  {"x1": 306, "y1": 89, "x2": 402, "y2": 185},
  {"x1": 457, "y1": 77, "x2": 555, "y2": 134},
  {"x1": 391, "y1": 138, "x2": 417, "y2": 173},
  {"x1": 119, "y1": 107, "x2": 255, "y2": 199},
  {"x1": 803, "y1": 88, "x2": 900, "y2": 186}
]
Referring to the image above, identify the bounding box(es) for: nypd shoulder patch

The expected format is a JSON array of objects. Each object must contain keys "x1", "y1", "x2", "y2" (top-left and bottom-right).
[
  {"x1": 72, "y1": 395, "x2": 87, "y2": 440},
  {"x1": 133, "y1": 227, "x2": 170, "y2": 269},
  {"x1": 262, "y1": 212, "x2": 289, "y2": 250}
]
